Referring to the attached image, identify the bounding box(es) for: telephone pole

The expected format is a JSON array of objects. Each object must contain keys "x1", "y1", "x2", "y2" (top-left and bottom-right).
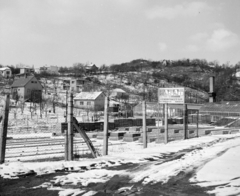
[
  {"x1": 0, "y1": 94, "x2": 10, "y2": 163},
  {"x1": 103, "y1": 95, "x2": 109, "y2": 155}
]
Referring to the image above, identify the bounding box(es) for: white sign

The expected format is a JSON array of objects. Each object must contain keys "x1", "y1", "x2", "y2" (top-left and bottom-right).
[{"x1": 158, "y1": 88, "x2": 185, "y2": 104}]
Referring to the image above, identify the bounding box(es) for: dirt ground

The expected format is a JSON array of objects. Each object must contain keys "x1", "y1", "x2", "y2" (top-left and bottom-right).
[{"x1": 0, "y1": 165, "x2": 213, "y2": 196}]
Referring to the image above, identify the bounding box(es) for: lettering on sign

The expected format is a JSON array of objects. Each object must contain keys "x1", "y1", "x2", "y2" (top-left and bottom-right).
[{"x1": 158, "y1": 88, "x2": 185, "y2": 104}]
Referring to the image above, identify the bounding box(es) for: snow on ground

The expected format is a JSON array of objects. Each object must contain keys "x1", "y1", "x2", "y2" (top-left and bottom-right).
[
  {"x1": 191, "y1": 145, "x2": 240, "y2": 196},
  {"x1": 1, "y1": 133, "x2": 240, "y2": 195}
]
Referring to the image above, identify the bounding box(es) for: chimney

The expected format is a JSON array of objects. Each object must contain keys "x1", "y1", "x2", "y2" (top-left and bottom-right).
[{"x1": 209, "y1": 76, "x2": 216, "y2": 102}]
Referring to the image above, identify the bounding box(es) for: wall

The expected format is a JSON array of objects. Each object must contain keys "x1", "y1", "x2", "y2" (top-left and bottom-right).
[{"x1": 24, "y1": 77, "x2": 43, "y2": 100}]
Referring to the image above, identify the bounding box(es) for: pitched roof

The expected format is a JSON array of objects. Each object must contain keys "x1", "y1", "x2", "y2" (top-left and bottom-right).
[
  {"x1": 11, "y1": 76, "x2": 35, "y2": 87},
  {"x1": 74, "y1": 91, "x2": 104, "y2": 100},
  {"x1": 0, "y1": 67, "x2": 11, "y2": 71}
]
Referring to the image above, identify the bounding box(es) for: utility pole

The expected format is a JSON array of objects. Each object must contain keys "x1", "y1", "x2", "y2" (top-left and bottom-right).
[
  {"x1": 142, "y1": 100, "x2": 147, "y2": 148},
  {"x1": 103, "y1": 95, "x2": 109, "y2": 155},
  {"x1": 65, "y1": 90, "x2": 68, "y2": 123},
  {"x1": 0, "y1": 94, "x2": 10, "y2": 163},
  {"x1": 164, "y1": 103, "x2": 168, "y2": 144},
  {"x1": 183, "y1": 104, "x2": 188, "y2": 139},
  {"x1": 196, "y1": 110, "x2": 199, "y2": 137},
  {"x1": 67, "y1": 92, "x2": 73, "y2": 160}
]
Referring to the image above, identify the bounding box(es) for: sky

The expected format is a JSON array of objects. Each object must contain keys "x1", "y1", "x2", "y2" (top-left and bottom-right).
[{"x1": 0, "y1": 0, "x2": 240, "y2": 68}]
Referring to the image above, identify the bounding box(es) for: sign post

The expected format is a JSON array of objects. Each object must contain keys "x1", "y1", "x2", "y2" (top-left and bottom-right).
[
  {"x1": 164, "y1": 103, "x2": 168, "y2": 144},
  {"x1": 158, "y1": 88, "x2": 186, "y2": 143}
]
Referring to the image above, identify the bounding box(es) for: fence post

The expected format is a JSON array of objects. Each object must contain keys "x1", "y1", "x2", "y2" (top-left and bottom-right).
[
  {"x1": 142, "y1": 100, "x2": 147, "y2": 148},
  {"x1": 164, "y1": 103, "x2": 168, "y2": 144},
  {"x1": 103, "y1": 96, "x2": 109, "y2": 155},
  {"x1": 67, "y1": 92, "x2": 73, "y2": 160},
  {"x1": 196, "y1": 111, "x2": 199, "y2": 137},
  {"x1": 0, "y1": 94, "x2": 10, "y2": 164},
  {"x1": 183, "y1": 104, "x2": 188, "y2": 139}
]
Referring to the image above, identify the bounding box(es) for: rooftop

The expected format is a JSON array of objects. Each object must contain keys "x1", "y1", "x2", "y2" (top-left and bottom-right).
[
  {"x1": 74, "y1": 91, "x2": 104, "y2": 100},
  {"x1": 11, "y1": 76, "x2": 35, "y2": 87},
  {"x1": 200, "y1": 102, "x2": 240, "y2": 113}
]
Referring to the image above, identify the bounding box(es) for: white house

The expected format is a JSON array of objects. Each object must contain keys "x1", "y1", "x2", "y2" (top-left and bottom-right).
[
  {"x1": 0, "y1": 67, "x2": 12, "y2": 78},
  {"x1": 73, "y1": 91, "x2": 105, "y2": 111}
]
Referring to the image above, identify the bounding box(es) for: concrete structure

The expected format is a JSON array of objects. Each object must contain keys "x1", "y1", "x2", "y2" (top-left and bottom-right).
[
  {"x1": 70, "y1": 79, "x2": 88, "y2": 92},
  {"x1": 73, "y1": 91, "x2": 105, "y2": 111},
  {"x1": 20, "y1": 67, "x2": 34, "y2": 75},
  {"x1": 0, "y1": 67, "x2": 12, "y2": 78},
  {"x1": 11, "y1": 75, "x2": 43, "y2": 102}
]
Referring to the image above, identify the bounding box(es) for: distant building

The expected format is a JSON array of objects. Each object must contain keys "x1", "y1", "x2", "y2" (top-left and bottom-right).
[
  {"x1": 199, "y1": 102, "x2": 240, "y2": 122},
  {"x1": 39, "y1": 65, "x2": 59, "y2": 75},
  {"x1": 85, "y1": 64, "x2": 98, "y2": 74},
  {"x1": 235, "y1": 68, "x2": 240, "y2": 79},
  {"x1": 11, "y1": 75, "x2": 43, "y2": 102},
  {"x1": 73, "y1": 91, "x2": 105, "y2": 111},
  {"x1": 0, "y1": 67, "x2": 12, "y2": 78},
  {"x1": 20, "y1": 67, "x2": 35, "y2": 75},
  {"x1": 110, "y1": 88, "x2": 127, "y2": 97},
  {"x1": 70, "y1": 78, "x2": 89, "y2": 92}
]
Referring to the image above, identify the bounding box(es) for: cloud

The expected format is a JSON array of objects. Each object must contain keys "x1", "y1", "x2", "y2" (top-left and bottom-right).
[
  {"x1": 190, "y1": 32, "x2": 208, "y2": 41},
  {"x1": 185, "y1": 44, "x2": 200, "y2": 52},
  {"x1": 158, "y1": 42, "x2": 167, "y2": 52},
  {"x1": 206, "y1": 29, "x2": 240, "y2": 51},
  {"x1": 146, "y1": 2, "x2": 211, "y2": 20}
]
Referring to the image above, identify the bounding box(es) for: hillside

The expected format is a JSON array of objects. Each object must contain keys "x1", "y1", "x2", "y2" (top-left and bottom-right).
[{"x1": 36, "y1": 58, "x2": 240, "y2": 104}]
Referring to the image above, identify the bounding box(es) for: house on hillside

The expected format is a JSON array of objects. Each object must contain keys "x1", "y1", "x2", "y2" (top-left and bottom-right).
[
  {"x1": 70, "y1": 78, "x2": 88, "y2": 92},
  {"x1": 11, "y1": 75, "x2": 43, "y2": 102},
  {"x1": 39, "y1": 65, "x2": 59, "y2": 75},
  {"x1": 235, "y1": 68, "x2": 240, "y2": 80},
  {"x1": 85, "y1": 64, "x2": 98, "y2": 74},
  {"x1": 73, "y1": 91, "x2": 105, "y2": 111},
  {"x1": 20, "y1": 67, "x2": 35, "y2": 75},
  {"x1": 110, "y1": 88, "x2": 129, "y2": 102},
  {"x1": 0, "y1": 67, "x2": 12, "y2": 78}
]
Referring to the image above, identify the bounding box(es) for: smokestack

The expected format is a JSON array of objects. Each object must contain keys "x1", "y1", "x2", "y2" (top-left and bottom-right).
[{"x1": 209, "y1": 76, "x2": 216, "y2": 103}]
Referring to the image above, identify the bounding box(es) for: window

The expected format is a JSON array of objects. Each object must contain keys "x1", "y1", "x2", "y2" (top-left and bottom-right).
[
  {"x1": 87, "y1": 101, "x2": 91, "y2": 105},
  {"x1": 80, "y1": 101, "x2": 84, "y2": 105},
  {"x1": 18, "y1": 88, "x2": 20, "y2": 91},
  {"x1": 72, "y1": 81, "x2": 75, "y2": 83}
]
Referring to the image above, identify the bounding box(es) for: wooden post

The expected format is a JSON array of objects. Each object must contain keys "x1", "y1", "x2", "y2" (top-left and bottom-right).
[
  {"x1": 157, "y1": 103, "x2": 160, "y2": 136},
  {"x1": 0, "y1": 94, "x2": 10, "y2": 164},
  {"x1": 142, "y1": 100, "x2": 147, "y2": 148},
  {"x1": 196, "y1": 110, "x2": 199, "y2": 137},
  {"x1": 164, "y1": 103, "x2": 168, "y2": 144},
  {"x1": 65, "y1": 91, "x2": 68, "y2": 123},
  {"x1": 65, "y1": 128, "x2": 68, "y2": 161},
  {"x1": 103, "y1": 95, "x2": 109, "y2": 155},
  {"x1": 67, "y1": 92, "x2": 73, "y2": 160},
  {"x1": 183, "y1": 104, "x2": 188, "y2": 139}
]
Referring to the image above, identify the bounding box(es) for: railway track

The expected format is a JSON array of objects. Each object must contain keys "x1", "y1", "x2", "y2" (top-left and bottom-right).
[{"x1": 5, "y1": 137, "x2": 100, "y2": 162}]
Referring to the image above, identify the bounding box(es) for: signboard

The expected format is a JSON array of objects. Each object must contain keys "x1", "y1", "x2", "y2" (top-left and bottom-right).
[{"x1": 158, "y1": 88, "x2": 185, "y2": 104}]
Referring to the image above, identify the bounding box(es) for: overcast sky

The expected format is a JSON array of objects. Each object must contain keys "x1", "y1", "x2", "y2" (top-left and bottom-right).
[{"x1": 1, "y1": 0, "x2": 240, "y2": 68}]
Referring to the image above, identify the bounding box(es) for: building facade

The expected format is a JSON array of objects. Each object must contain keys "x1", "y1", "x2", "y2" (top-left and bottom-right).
[
  {"x1": 0, "y1": 67, "x2": 12, "y2": 78},
  {"x1": 73, "y1": 91, "x2": 105, "y2": 111},
  {"x1": 11, "y1": 76, "x2": 43, "y2": 102}
]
